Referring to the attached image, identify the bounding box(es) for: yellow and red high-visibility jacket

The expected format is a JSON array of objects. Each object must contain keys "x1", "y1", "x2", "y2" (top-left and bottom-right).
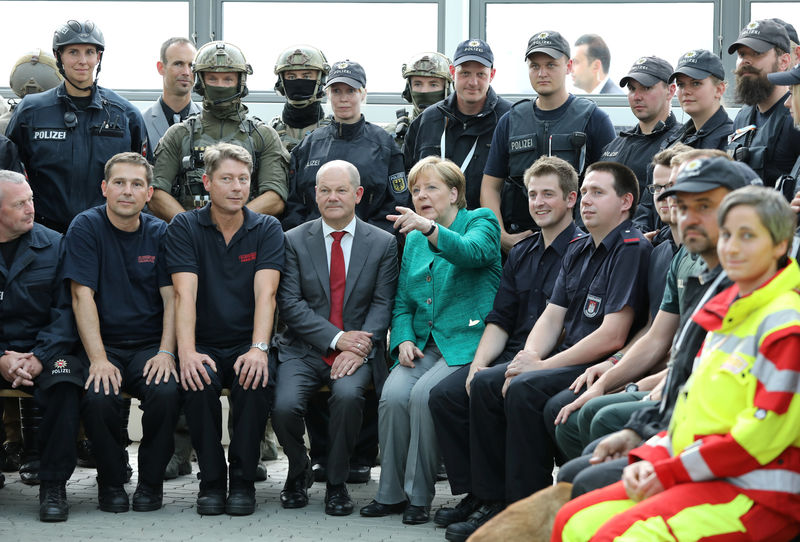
[{"x1": 630, "y1": 260, "x2": 800, "y2": 521}]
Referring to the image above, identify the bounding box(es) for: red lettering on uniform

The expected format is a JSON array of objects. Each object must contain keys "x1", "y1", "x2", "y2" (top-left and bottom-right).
[
  {"x1": 138, "y1": 255, "x2": 156, "y2": 263},
  {"x1": 239, "y1": 252, "x2": 257, "y2": 263}
]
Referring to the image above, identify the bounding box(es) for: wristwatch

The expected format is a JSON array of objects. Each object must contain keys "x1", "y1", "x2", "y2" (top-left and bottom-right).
[
  {"x1": 251, "y1": 342, "x2": 269, "y2": 352},
  {"x1": 625, "y1": 382, "x2": 639, "y2": 393}
]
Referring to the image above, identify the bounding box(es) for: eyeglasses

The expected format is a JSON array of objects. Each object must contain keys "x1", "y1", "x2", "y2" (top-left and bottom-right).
[{"x1": 646, "y1": 182, "x2": 674, "y2": 194}]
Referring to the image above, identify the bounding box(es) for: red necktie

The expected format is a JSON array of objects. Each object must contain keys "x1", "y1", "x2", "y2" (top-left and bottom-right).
[{"x1": 323, "y1": 231, "x2": 346, "y2": 366}]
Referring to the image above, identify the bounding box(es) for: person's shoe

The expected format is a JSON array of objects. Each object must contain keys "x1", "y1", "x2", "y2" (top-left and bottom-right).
[
  {"x1": 226, "y1": 482, "x2": 256, "y2": 516},
  {"x1": 445, "y1": 501, "x2": 505, "y2": 542},
  {"x1": 346, "y1": 464, "x2": 371, "y2": 484},
  {"x1": 434, "y1": 493, "x2": 481, "y2": 527},
  {"x1": 0, "y1": 441, "x2": 22, "y2": 471},
  {"x1": 312, "y1": 462, "x2": 327, "y2": 483},
  {"x1": 39, "y1": 480, "x2": 68, "y2": 522},
  {"x1": 19, "y1": 459, "x2": 40, "y2": 485},
  {"x1": 359, "y1": 499, "x2": 408, "y2": 517},
  {"x1": 436, "y1": 461, "x2": 448, "y2": 482},
  {"x1": 76, "y1": 439, "x2": 96, "y2": 468},
  {"x1": 132, "y1": 482, "x2": 163, "y2": 512},
  {"x1": 255, "y1": 462, "x2": 268, "y2": 482},
  {"x1": 280, "y1": 461, "x2": 313, "y2": 509},
  {"x1": 164, "y1": 454, "x2": 192, "y2": 480},
  {"x1": 402, "y1": 504, "x2": 430, "y2": 525},
  {"x1": 196, "y1": 488, "x2": 225, "y2": 515},
  {"x1": 324, "y1": 483, "x2": 353, "y2": 516},
  {"x1": 98, "y1": 483, "x2": 129, "y2": 513}
]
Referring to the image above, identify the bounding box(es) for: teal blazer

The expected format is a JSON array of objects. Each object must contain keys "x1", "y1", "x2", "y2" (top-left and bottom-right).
[{"x1": 390, "y1": 207, "x2": 502, "y2": 367}]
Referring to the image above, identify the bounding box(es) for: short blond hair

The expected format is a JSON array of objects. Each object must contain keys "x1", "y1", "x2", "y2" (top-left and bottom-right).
[{"x1": 408, "y1": 156, "x2": 466, "y2": 209}]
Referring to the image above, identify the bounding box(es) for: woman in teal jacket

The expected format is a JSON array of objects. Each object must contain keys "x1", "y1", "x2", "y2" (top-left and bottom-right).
[{"x1": 360, "y1": 156, "x2": 501, "y2": 524}]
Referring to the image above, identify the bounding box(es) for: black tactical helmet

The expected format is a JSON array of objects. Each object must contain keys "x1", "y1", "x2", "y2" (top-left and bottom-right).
[{"x1": 52, "y1": 20, "x2": 105, "y2": 56}]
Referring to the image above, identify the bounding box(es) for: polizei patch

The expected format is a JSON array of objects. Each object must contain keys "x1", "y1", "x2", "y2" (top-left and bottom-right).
[
  {"x1": 34, "y1": 129, "x2": 67, "y2": 140},
  {"x1": 584, "y1": 294, "x2": 602, "y2": 318}
]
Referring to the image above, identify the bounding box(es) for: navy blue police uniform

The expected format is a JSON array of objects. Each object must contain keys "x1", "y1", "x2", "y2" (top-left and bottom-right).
[
  {"x1": 282, "y1": 116, "x2": 408, "y2": 233},
  {"x1": 429, "y1": 222, "x2": 580, "y2": 496},
  {"x1": 63, "y1": 206, "x2": 179, "y2": 489},
  {"x1": 0, "y1": 223, "x2": 82, "y2": 484},
  {"x1": 660, "y1": 105, "x2": 734, "y2": 152},
  {"x1": 483, "y1": 96, "x2": 616, "y2": 234},
  {"x1": 0, "y1": 135, "x2": 25, "y2": 174},
  {"x1": 6, "y1": 82, "x2": 149, "y2": 233},
  {"x1": 165, "y1": 204, "x2": 284, "y2": 491},
  {"x1": 470, "y1": 221, "x2": 651, "y2": 503}
]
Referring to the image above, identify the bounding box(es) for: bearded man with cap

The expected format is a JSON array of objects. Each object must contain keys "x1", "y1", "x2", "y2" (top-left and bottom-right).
[
  {"x1": 727, "y1": 18, "x2": 800, "y2": 186},
  {"x1": 283, "y1": 60, "x2": 408, "y2": 233},
  {"x1": 150, "y1": 40, "x2": 289, "y2": 222},
  {"x1": 481, "y1": 30, "x2": 615, "y2": 253},
  {"x1": 403, "y1": 40, "x2": 511, "y2": 211},
  {"x1": 6, "y1": 20, "x2": 148, "y2": 234},
  {"x1": 600, "y1": 56, "x2": 680, "y2": 232}
]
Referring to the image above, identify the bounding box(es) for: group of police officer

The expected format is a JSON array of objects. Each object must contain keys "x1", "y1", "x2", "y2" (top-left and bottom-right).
[{"x1": 1, "y1": 13, "x2": 800, "y2": 532}]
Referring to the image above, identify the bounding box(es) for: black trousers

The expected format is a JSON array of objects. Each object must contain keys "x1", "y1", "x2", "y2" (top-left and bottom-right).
[
  {"x1": 272, "y1": 356, "x2": 372, "y2": 485},
  {"x1": 428, "y1": 351, "x2": 513, "y2": 496},
  {"x1": 81, "y1": 344, "x2": 180, "y2": 487},
  {"x1": 469, "y1": 362, "x2": 590, "y2": 503},
  {"x1": 307, "y1": 388, "x2": 379, "y2": 468},
  {"x1": 183, "y1": 343, "x2": 274, "y2": 491}
]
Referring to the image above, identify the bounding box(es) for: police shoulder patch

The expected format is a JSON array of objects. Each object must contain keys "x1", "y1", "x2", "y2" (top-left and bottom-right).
[
  {"x1": 390, "y1": 172, "x2": 407, "y2": 193},
  {"x1": 584, "y1": 294, "x2": 602, "y2": 318}
]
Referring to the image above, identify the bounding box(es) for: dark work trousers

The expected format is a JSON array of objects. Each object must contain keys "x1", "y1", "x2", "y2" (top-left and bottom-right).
[
  {"x1": 428, "y1": 351, "x2": 513, "y2": 496},
  {"x1": 183, "y1": 343, "x2": 274, "y2": 491},
  {"x1": 273, "y1": 356, "x2": 372, "y2": 485},
  {"x1": 470, "y1": 362, "x2": 590, "y2": 504},
  {"x1": 542, "y1": 387, "x2": 588, "y2": 463},
  {"x1": 81, "y1": 344, "x2": 180, "y2": 487},
  {"x1": 307, "y1": 388, "x2": 379, "y2": 468},
  {"x1": 0, "y1": 378, "x2": 82, "y2": 483}
]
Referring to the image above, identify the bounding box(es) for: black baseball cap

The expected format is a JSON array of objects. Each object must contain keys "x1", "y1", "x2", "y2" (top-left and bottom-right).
[
  {"x1": 728, "y1": 19, "x2": 791, "y2": 55},
  {"x1": 669, "y1": 49, "x2": 725, "y2": 82},
  {"x1": 525, "y1": 30, "x2": 570, "y2": 60},
  {"x1": 36, "y1": 354, "x2": 86, "y2": 390},
  {"x1": 453, "y1": 39, "x2": 494, "y2": 67},
  {"x1": 619, "y1": 56, "x2": 673, "y2": 87},
  {"x1": 325, "y1": 60, "x2": 366, "y2": 89},
  {"x1": 658, "y1": 156, "x2": 759, "y2": 200},
  {"x1": 768, "y1": 63, "x2": 800, "y2": 86},
  {"x1": 771, "y1": 18, "x2": 798, "y2": 44}
]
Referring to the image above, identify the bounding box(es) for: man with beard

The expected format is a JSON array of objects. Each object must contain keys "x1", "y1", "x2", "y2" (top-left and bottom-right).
[
  {"x1": 727, "y1": 19, "x2": 800, "y2": 186},
  {"x1": 150, "y1": 41, "x2": 288, "y2": 221}
]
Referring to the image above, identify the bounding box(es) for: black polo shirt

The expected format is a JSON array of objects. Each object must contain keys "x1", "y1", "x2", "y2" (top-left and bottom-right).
[
  {"x1": 549, "y1": 219, "x2": 651, "y2": 358},
  {"x1": 63, "y1": 205, "x2": 169, "y2": 346},
  {"x1": 165, "y1": 204, "x2": 284, "y2": 349},
  {"x1": 485, "y1": 222, "x2": 580, "y2": 352}
]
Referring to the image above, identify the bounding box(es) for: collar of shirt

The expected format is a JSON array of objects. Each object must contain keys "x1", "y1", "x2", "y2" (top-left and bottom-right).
[{"x1": 322, "y1": 216, "x2": 357, "y2": 273}]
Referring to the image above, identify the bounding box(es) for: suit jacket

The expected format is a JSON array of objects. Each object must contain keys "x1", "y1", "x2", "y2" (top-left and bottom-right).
[
  {"x1": 143, "y1": 98, "x2": 200, "y2": 152},
  {"x1": 600, "y1": 78, "x2": 625, "y2": 95},
  {"x1": 275, "y1": 217, "x2": 399, "y2": 393}
]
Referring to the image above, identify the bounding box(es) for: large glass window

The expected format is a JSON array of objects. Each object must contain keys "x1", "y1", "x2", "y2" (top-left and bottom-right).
[
  {"x1": 750, "y1": 2, "x2": 800, "y2": 36},
  {"x1": 223, "y1": 1, "x2": 438, "y2": 92},
  {"x1": 1, "y1": 1, "x2": 189, "y2": 91},
  {"x1": 484, "y1": 2, "x2": 715, "y2": 95}
]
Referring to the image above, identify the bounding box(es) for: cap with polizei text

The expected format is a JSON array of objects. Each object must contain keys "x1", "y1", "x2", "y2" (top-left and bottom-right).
[
  {"x1": 619, "y1": 56, "x2": 673, "y2": 88},
  {"x1": 728, "y1": 19, "x2": 791, "y2": 55},
  {"x1": 669, "y1": 49, "x2": 725, "y2": 82},
  {"x1": 525, "y1": 30, "x2": 570, "y2": 60},
  {"x1": 658, "y1": 156, "x2": 759, "y2": 200},
  {"x1": 325, "y1": 60, "x2": 366, "y2": 89},
  {"x1": 453, "y1": 39, "x2": 494, "y2": 67}
]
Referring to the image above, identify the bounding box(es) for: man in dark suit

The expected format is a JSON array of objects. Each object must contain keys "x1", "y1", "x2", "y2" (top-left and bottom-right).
[{"x1": 273, "y1": 160, "x2": 398, "y2": 516}]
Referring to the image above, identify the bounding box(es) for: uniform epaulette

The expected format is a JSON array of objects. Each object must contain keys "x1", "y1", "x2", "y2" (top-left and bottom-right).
[
  {"x1": 622, "y1": 229, "x2": 641, "y2": 244},
  {"x1": 569, "y1": 231, "x2": 589, "y2": 243}
]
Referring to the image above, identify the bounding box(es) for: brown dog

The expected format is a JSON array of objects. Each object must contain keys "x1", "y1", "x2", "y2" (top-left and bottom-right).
[{"x1": 468, "y1": 482, "x2": 573, "y2": 542}]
